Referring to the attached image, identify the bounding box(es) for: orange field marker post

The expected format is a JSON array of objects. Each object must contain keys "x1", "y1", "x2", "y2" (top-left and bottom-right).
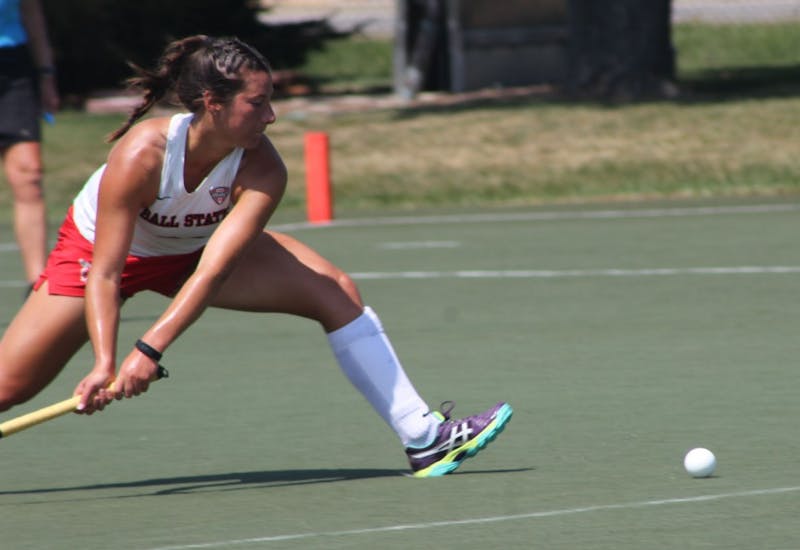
[{"x1": 304, "y1": 131, "x2": 333, "y2": 223}]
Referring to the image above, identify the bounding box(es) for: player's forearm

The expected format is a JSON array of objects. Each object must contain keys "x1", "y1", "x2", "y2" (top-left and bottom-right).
[
  {"x1": 85, "y1": 276, "x2": 123, "y2": 373},
  {"x1": 19, "y1": 0, "x2": 54, "y2": 69}
]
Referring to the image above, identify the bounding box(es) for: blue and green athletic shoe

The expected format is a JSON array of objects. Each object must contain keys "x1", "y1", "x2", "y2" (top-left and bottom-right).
[{"x1": 406, "y1": 401, "x2": 513, "y2": 478}]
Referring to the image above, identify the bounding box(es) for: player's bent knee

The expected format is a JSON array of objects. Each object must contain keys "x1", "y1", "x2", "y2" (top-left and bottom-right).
[
  {"x1": 0, "y1": 379, "x2": 36, "y2": 413},
  {"x1": 333, "y1": 270, "x2": 363, "y2": 307},
  {"x1": 0, "y1": 393, "x2": 20, "y2": 413},
  {"x1": 311, "y1": 270, "x2": 364, "y2": 331}
]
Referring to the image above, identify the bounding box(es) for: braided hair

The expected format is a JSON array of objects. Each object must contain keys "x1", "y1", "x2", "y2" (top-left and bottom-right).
[{"x1": 107, "y1": 35, "x2": 271, "y2": 142}]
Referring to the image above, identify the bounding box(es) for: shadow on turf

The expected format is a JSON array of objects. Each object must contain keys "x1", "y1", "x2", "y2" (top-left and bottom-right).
[{"x1": 0, "y1": 467, "x2": 533, "y2": 498}]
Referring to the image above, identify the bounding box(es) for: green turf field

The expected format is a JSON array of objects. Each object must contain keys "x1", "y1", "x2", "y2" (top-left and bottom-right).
[{"x1": 1, "y1": 199, "x2": 799, "y2": 549}]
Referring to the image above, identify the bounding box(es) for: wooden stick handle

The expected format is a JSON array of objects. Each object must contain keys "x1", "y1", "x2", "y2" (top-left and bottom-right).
[
  {"x1": 0, "y1": 365, "x2": 168, "y2": 439},
  {"x1": 0, "y1": 396, "x2": 80, "y2": 438}
]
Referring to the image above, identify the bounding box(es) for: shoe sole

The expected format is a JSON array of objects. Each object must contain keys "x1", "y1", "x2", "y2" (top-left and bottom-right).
[{"x1": 412, "y1": 402, "x2": 513, "y2": 478}]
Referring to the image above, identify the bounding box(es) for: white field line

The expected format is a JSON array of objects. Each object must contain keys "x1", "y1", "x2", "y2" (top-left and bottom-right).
[
  {"x1": 2, "y1": 204, "x2": 798, "y2": 287},
  {"x1": 1, "y1": 203, "x2": 796, "y2": 253},
  {"x1": 349, "y1": 266, "x2": 800, "y2": 280},
  {"x1": 269, "y1": 203, "x2": 800, "y2": 232},
  {"x1": 142, "y1": 485, "x2": 800, "y2": 550},
  {"x1": 1, "y1": 203, "x2": 797, "y2": 252},
  {"x1": 1, "y1": 266, "x2": 798, "y2": 289},
  {"x1": 377, "y1": 240, "x2": 461, "y2": 250}
]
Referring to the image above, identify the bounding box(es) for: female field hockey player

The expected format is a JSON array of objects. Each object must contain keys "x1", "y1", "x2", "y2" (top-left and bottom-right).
[{"x1": 0, "y1": 35, "x2": 511, "y2": 477}]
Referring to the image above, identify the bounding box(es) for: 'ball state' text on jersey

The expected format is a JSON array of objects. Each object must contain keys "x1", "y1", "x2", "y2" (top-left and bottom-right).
[{"x1": 139, "y1": 205, "x2": 230, "y2": 228}]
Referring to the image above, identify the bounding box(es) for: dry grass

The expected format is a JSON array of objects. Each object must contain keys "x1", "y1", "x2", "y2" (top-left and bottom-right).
[{"x1": 270, "y1": 96, "x2": 800, "y2": 210}]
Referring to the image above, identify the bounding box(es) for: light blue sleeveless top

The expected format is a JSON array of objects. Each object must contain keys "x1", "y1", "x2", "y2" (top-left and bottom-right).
[{"x1": 0, "y1": 0, "x2": 27, "y2": 48}]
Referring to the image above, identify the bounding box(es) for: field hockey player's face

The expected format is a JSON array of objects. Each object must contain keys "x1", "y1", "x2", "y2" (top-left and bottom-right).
[{"x1": 219, "y1": 68, "x2": 276, "y2": 149}]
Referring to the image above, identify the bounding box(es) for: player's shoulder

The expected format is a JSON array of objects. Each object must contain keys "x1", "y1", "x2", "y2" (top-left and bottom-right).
[
  {"x1": 123, "y1": 116, "x2": 171, "y2": 149},
  {"x1": 108, "y1": 117, "x2": 172, "y2": 169},
  {"x1": 241, "y1": 135, "x2": 287, "y2": 180}
]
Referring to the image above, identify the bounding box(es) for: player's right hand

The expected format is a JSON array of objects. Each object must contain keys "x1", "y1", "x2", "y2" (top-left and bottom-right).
[{"x1": 74, "y1": 368, "x2": 116, "y2": 414}]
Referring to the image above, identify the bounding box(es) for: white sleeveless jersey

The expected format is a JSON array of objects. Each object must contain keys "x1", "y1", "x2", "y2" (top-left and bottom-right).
[{"x1": 72, "y1": 113, "x2": 245, "y2": 257}]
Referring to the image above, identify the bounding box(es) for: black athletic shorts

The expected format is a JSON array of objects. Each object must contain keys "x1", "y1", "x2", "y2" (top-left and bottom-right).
[{"x1": 0, "y1": 45, "x2": 41, "y2": 149}]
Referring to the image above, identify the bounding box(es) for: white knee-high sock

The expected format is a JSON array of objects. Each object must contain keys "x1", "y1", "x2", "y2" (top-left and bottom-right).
[{"x1": 327, "y1": 307, "x2": 440, "y2": 448}]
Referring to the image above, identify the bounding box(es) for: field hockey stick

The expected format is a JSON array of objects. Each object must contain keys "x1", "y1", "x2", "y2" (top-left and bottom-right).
[{"x1": 0, "y1": 365, "x2": 168, "y2": 439}]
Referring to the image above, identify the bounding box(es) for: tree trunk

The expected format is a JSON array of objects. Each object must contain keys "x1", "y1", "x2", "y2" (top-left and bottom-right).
[{"x1": 568, "y1": 0, "x2": 676, "y2": 101}]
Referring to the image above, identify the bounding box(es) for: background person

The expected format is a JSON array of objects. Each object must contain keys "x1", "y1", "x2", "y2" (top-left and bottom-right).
[{"x1": 0, "y1": 0, "x2": 59, "y2": 290}]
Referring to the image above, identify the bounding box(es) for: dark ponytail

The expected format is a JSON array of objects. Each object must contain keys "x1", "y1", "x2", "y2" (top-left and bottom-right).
[{"x1": 107, "y1": 35, "x2": 270, "y2": 142}]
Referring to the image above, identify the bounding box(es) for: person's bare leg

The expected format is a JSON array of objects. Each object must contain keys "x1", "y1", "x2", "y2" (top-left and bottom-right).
[
  {"x1": 0, "y1": 283, "x2": 88, "y2": 412},
  {"x1": 3, "y1": 142, "x2": 48, "y2": 284},
  {"x1": 211, "y1": 230, "x2": 362, "y2": 328},
  {"x1": 211, "y1": 231, "x2": 439, "y2": 447}
]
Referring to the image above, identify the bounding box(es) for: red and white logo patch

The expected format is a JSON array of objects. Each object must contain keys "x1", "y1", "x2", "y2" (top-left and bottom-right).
[{"x1": 209, "y1": 186, "x2": 230, "y2": 205}]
